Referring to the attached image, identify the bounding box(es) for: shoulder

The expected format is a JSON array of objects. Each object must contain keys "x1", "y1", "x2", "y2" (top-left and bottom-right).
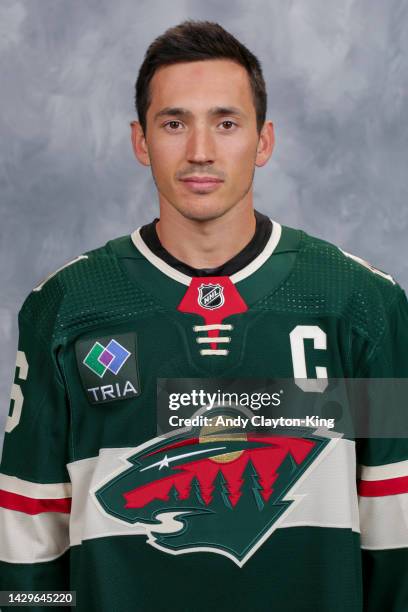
[
  {"x1": 268, "y1": 226, "x2": 405, "y2": 347},
  {"x1": 18, "y1": 235, "x2": 135, "y2": 336},
  {"x1": 296, "y1": 228, "x2": 401, "y2": 307},
  {"x1": 24, "y1": 238, "x2": 120, "y2": 295}
]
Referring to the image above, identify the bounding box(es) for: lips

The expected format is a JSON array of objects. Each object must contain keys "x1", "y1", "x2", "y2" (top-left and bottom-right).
[
  {"x1": 179, "y1": 176, "x2": 224, "y2": 193},
  {"x1": 181, "y1": 176, "x2": 223, "y2": 183}
]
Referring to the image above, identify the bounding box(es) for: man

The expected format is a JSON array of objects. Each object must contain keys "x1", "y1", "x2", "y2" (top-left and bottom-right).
[{"x1": 1, "y1": 20, "x2": 407, "y2": 612}]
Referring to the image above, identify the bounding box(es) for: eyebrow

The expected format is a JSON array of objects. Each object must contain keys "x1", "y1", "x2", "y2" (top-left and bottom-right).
[{"x1": 154, "y1": 106, "x2": 245, "y2": 121}]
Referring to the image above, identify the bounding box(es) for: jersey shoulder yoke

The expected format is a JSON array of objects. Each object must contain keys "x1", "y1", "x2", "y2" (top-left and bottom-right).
[{"x1": 20, "y1": 236, "x2": 163, "y2": 342}]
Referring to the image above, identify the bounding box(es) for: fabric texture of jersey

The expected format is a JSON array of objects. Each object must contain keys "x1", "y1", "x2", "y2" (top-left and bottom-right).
[{"x1": 1, "y1": 218, "x2": 408, "y2": 612}]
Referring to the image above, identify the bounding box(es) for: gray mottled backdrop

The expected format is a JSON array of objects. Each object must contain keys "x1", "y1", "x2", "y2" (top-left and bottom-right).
[{"x1": 1, "y1": 0, "x2": 407, "y2": 450}]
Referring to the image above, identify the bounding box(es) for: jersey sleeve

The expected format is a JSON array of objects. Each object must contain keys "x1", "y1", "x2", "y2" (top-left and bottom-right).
[
  {"x1": 356, "y1": 285, "x2": 408, "y2": 611},
  {"x1": 0, "y1": 291, "x2": 72, "y2": 596}
]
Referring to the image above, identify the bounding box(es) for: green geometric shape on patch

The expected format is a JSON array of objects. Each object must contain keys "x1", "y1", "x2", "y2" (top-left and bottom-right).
[{"x1": 83, "y1": 342, "x2": 107, "y2": 377}]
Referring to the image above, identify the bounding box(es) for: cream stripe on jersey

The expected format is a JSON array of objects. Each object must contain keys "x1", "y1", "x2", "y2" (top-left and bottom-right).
[
  {"x1": 0, "y1": 473, "x2": 72, "y2": 499},
  {"x1": 131, "y1": 220, "x2": 282, "y2": 285},
  {"x1": 359, "y1": 459, "x2": 408, "y2": 481},
  {"x1": 359, "y1": 494, "x2": 408, "y2": 549},
  {"x1": 65, "y1": 437, "x2": 359, "y2": 556},
  {"x1": 0, "y1": 508, "x2": 70, "y2": 563}
]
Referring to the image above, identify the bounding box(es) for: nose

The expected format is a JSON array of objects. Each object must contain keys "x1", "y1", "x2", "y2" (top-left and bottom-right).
[{"x1": 186, "y1": 124, "x2": 215, "y2": 165}]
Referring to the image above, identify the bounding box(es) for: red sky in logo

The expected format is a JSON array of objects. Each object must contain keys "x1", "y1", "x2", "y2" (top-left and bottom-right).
[{"x1": 123, "y1": 436, "x2": 315, "y2": 510}]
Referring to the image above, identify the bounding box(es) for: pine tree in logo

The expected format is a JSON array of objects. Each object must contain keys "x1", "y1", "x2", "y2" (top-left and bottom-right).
[{"x1": 95, "y1": 429, "x2": 329, "y2": 564}]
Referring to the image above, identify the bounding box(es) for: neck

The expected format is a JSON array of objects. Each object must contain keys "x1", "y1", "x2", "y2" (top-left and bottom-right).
[{"x1": 155, "y1": 198, "x2": 257, "y2": 270}]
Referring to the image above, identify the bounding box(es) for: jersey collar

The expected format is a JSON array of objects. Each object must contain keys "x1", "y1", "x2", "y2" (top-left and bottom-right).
[{"x1": 131, "y1": 220, "x2": 282, "y2": 286}]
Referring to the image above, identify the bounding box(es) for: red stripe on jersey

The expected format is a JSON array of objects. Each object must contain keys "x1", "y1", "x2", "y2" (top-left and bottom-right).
[
  {"x1": 0, "y1": 489, "x2": 71, "y2": 514},
  {"x1": 358, "y1": 475, "x2": 408, "y2": 497}
]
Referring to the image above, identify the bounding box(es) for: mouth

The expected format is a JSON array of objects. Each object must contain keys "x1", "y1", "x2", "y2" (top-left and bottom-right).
[{"x1": 179, "y1": 176, "x2": 224, "y2": 193}]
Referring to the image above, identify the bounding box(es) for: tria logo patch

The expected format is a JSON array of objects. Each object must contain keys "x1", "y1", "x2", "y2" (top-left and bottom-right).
[
  {"x1": 83, "y1": 339, "x2": 131, "y2": 377},
  {"x1": 93, "y1": 408, "x2": 330, "y2": 566},
  {"x1": 75, "y1": 333, "x2": 140, "y2": 404}
]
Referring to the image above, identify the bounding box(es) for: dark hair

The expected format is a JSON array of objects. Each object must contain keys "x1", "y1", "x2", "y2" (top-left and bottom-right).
[{"x1": 135, "y1": 20, "x2": 267, "y2": 135}]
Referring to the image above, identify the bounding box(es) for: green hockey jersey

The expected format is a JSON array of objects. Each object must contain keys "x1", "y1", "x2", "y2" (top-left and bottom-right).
[{"x1": 1, "y1": 220, "x2": 408, "y2": 611}]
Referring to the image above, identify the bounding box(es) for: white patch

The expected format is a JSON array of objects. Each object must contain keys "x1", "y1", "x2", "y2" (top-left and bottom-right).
[{"x1": 289, "y1": 325, "x2": 328, "y2": 392}]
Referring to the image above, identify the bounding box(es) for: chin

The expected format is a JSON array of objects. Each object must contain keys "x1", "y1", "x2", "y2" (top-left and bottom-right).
[{"x1": 174, "y1": 199, "x2": 235, "y2": 223}]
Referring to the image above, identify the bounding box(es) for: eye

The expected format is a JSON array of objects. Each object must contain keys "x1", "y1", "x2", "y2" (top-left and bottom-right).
[
  {"x1": 219, "y1": 120, "x2": 237, "y2": 130},
  {"x1": 164, "y1": 120, "x2": 183, "y2": 131}
]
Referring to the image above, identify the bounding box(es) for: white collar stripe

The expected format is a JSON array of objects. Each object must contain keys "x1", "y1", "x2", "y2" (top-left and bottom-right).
[
  {"x1": 131, "y1": 229, "x2": 191, "y2": 285},
  {"x1": 231, "y1": 221, "x2": 282, "y2": 283},
  {"x1": 130, "y1": 219, "x2": 282, "y2": 286}
]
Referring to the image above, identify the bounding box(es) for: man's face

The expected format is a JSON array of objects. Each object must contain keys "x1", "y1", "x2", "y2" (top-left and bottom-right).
[{"x1": 133, "y1": 59, "x2": 273, "y2": 222}]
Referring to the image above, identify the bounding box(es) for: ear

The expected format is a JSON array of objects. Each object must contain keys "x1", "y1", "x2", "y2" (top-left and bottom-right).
[
  {"x1": 255, "y1": 120, "x2": 275, "y2": 167},
  {"x1": 130, "y1": 121, "x2": 150, "y2": 166}
]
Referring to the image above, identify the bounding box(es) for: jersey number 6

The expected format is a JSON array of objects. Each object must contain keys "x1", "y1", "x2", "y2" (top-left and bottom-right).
[{"x1": 6, "y1": 350, "x2": 29, "y2": 433}]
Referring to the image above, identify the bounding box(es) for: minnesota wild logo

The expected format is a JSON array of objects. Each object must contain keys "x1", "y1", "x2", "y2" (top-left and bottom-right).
[{"x1": 93, "y1": 410, "x2": 329, "y2": 566}]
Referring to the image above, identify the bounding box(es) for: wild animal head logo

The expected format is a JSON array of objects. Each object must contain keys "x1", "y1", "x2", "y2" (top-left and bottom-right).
[{"x1": 94, "y1": 410, "x2": 329, "y2": 566}]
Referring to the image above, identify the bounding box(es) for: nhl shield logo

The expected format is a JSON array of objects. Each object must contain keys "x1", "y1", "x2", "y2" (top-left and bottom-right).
[{"x1": 198, "y1": 283, "x2": 225, "y2": 310}]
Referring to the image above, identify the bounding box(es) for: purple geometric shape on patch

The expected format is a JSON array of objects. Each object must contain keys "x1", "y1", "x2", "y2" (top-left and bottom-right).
[
  {"x1": 105, "y1": 339, "x2": 131, "y2": 374},
  {"x1": 98, "y1": 349, "x2": 114, "y2": 367}
]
